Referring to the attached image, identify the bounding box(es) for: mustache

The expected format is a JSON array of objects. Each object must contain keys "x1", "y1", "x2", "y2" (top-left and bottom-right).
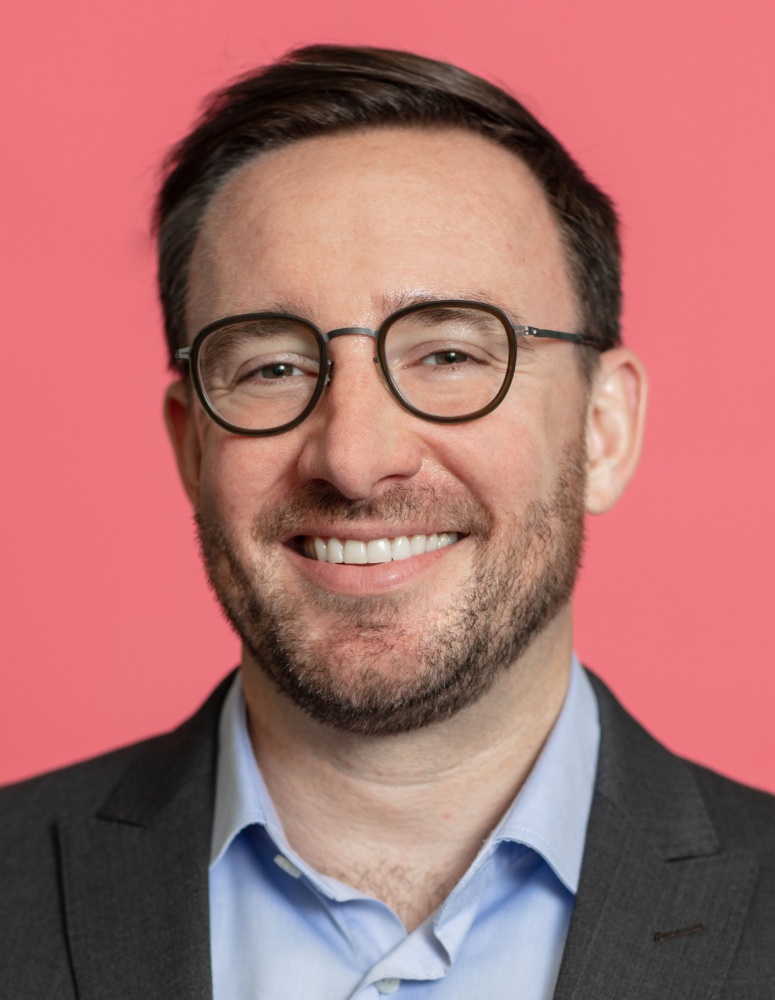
[{"x1": 251, "y1": 481, "x2": 493, "y2": 540}]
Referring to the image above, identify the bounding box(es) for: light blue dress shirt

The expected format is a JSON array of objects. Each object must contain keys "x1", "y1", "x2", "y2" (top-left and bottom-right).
[{"x1": 209, "y1": 656, "x2": 599, "y2": 999}]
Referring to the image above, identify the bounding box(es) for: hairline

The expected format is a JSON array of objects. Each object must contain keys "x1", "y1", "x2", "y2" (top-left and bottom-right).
[{"x1": 176, "y1": 121, "x2": 602, "y2": 383}]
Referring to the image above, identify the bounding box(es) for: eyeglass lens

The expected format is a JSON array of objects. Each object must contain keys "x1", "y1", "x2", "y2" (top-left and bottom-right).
[
  {"x1": 197, "y1": 317, "x2": 321, "y2": 432},
  {"x1": 383, "y1": 304, "x2": 511, "y2": 418},
  {"x1": 195, "y1": 305, "x2": 512, "y2": 432}
]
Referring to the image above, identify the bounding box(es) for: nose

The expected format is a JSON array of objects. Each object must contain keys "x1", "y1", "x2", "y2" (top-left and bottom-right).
[{"x1": 296, "y1": 337, "x2": 423, "y2": 500}]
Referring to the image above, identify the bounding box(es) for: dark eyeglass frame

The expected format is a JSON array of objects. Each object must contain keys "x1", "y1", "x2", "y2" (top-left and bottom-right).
[{"x1": 174, "y1": 299, "x2": 601, "y2": 437}]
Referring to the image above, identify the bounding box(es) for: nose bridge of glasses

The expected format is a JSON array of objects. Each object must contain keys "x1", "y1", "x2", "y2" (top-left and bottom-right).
[
  {"x1": 325, "y1": 326, "x2": 379, "y2": 341},
  {"x1": 322, "y1": 327, "x2": 381, "y2": 389}
]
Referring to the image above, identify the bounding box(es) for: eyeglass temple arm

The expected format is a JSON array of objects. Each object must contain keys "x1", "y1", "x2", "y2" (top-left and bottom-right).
[
  {"x1": 173, "y1": 348, "x2": 195, "y2": 377},
  {"x1": 522, "y1": 327, "x2": 601, "y2": 349}
]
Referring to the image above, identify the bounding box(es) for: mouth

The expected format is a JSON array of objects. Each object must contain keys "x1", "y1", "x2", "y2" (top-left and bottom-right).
[{"x1": 298, "y1": 532, "x2": 461, "y2": 564}]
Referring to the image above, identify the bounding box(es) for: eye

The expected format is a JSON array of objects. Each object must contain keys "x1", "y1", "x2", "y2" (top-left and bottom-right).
[
  {"x1": 420, "y1": 349, "x2": 475, "y2": 367},
  {"x1": 250, "y1": 362, "x2": 305, "y2": 380},
  {"x1": 233, "y1": 355, "x2": 318, "y2": 387}
]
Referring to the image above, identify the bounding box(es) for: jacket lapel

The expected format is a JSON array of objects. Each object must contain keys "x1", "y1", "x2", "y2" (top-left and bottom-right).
[
  {"x1": 58, "y1": 676, "x2": 232, "y2": 1000},
  {"x1": 553, "y1": 674, "x2": 758, "y2": 999}
]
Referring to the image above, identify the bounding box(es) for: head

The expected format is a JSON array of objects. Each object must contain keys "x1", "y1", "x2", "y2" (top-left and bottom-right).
[{"x1": 160, "y1": 46, "x2": 646, "y2": 735}]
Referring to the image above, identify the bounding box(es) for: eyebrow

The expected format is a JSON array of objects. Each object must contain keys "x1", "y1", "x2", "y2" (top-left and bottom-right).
[
  {"x1": 264, "y1": 295, "x2": 319, "y2": 318},
  {"x1": 266, "y1": 290, "x2": 530, "y2": 328}
]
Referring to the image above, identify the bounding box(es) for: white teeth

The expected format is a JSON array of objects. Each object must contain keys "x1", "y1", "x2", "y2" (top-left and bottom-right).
[
  {"x1": 304, "y1": 532, "x2": 459, "y2": 564},
  {"x1": 327, "y1": 537, "x2": 344, "y2": 564},
  {"x1": 409, "y1": 534, "x2": 427, "y2": 556},
  {"x1": 343, "y1": 539, "x2": 367, "y2": 564},
  {"x1": 391, "y1": 536, "x2": 412, "y2": 561},
  {"x1": 367, "y1": 538, "x2": 392, "y2": 563}
]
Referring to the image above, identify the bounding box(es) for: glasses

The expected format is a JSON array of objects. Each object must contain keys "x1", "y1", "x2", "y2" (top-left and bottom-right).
[{"x1": 174, "y1": 299, "x2": 600, "y2": 436}]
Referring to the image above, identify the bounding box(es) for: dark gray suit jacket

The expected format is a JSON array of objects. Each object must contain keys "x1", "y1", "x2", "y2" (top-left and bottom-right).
[{"x1": 2, "y1": 671, "x2": 774, "y2": 998}]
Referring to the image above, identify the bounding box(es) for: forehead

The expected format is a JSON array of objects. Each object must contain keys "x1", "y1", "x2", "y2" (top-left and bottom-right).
[{"x1": 187, "y1": 127, "x2": 578, "y2": 334}]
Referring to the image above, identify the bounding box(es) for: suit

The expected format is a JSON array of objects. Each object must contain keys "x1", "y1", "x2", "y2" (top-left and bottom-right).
[{"x1": 2, "y1": 671, "x2": 774, "y2": 998}]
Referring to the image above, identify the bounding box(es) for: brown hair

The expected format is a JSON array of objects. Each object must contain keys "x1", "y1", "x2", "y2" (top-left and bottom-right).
[{"x1": 155, "y1": 44, "x2": 621, "y2": 369}]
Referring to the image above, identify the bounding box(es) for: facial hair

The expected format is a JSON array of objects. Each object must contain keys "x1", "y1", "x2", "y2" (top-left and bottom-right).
[{"x1": 196, "y1": 445, "x2": 586, "y2": 736}]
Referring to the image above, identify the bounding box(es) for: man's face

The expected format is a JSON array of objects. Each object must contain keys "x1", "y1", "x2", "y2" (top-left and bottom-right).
[{"x1": 179, "y1": 128, "x2": 591, "y2": 734}]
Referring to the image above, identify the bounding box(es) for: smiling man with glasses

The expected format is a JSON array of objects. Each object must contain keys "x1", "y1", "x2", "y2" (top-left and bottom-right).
[{"x1": 3, "y1": 44, "x2": 775, "y2": 1000}]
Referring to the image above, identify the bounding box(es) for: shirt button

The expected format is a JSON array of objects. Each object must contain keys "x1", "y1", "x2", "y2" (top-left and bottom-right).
[
  {"x1": 273, "y1": 853, "x2": 302, "y2": 879},
  {"x1": 375, "y1": 979, "x2": 401, "y2": 994}
]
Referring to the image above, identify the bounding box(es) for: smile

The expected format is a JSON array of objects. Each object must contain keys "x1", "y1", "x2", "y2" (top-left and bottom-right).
[{"x1": 301, "y1": 532, "x2": 460, "y2": 564}]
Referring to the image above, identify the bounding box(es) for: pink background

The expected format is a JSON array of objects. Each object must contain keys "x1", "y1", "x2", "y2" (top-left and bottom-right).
[{"x1": 2, "y1": 1, "x2": 774, "y2": 788}]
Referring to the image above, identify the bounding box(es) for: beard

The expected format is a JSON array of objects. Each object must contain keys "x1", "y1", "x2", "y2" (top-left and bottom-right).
[{"x1": 196, "y1": 444, "x2": 586, "y2": 736}]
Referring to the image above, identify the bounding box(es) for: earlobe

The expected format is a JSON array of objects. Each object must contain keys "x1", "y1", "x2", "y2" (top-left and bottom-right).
[
  {"x1": 164, "y1": 380, "x2": 202, "y2": 506},
  {"x1": 584, "y1": 347, "x2": 648, "y2": 514}
]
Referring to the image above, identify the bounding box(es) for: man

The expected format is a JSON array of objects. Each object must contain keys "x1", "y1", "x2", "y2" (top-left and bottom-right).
[{"x1": 2, "y1": 44, "x2": 774, "y2": 999}]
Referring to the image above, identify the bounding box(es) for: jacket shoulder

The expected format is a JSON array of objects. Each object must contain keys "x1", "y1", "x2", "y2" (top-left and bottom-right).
[
  {"x1": 0, "y1": 672, "x2": 233, "y2": 840},
  {"x1": 690, "y1": 760, "x2": 775, "y2": 851},
  {"x1": 561, "y1": 671, "x2": 775, "y2": 998},
  {"x1": 587, "y1": 669, "x2": 775, "y2": 858},
  {"x1": 1, "y1": 734, "x2": 167, "y2": 828},
  {"x1": 0, "y1": 675, "x2": 231, "y2": 999}
]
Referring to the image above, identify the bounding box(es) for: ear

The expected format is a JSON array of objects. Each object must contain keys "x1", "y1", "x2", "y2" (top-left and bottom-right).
[
  {"x1": 164, "y1": 380, "x2": 202, "y2": 506},
  {"x1": 584, "y1": 347, "x2": 648, "y2": 514}
]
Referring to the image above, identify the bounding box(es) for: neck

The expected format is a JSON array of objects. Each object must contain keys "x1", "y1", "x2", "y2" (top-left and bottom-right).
[{"x1": 241, "y1": 606, "x2": 573, "y2": 930}]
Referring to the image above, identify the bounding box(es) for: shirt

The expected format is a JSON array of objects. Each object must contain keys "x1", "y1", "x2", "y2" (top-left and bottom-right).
[{"x1": 209, "y1": 656, "x2": 599, "y2": 999}]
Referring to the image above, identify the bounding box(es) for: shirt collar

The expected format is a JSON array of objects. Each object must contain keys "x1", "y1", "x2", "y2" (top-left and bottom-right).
[
  {"x1": 210, "y1": 655, "x2": 599, "y2": 895},
  {"x1": 210, "y1": 672, "x2": 283, "y2": 867},
  {"x1": 482, "y1": 654, "x2": 600, "y2": 893}
]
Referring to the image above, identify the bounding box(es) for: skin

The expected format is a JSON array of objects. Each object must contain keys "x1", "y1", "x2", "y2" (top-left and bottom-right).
[{"x1": 165, "y1": 127, "x2": 647, "y2": 930}]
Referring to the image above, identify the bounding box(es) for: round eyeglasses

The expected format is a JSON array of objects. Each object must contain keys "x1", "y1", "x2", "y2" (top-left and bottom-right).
[{"x1": 174, "y1": 299, "x2": 600, "y2": 436}]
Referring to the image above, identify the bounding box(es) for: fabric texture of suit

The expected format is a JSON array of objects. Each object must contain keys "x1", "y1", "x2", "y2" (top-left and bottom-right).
[{"x1": 2, "y1": 670, "x2": 774, "y2": 998}]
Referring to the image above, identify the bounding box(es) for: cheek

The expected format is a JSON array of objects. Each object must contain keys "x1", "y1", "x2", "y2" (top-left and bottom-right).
[
  {"x1": 427, "y1": 424, "x2": 551, "y2": 529},
  {"x1": 434, "y1": 379, "x2": 588, "y2": 523},
  {"x1": 197, "y1": 434, "x2": 292, "y2": 527}
]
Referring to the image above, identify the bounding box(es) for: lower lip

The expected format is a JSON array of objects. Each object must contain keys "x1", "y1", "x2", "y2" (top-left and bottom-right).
[{"x1": 284, "y1": 542, "x2": 461, "y2": 595}]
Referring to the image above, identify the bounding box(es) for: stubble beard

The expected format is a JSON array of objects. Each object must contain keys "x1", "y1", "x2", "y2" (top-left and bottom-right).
[{"x1": 196, "y1": 446, "x2": 586, "y2": 736}]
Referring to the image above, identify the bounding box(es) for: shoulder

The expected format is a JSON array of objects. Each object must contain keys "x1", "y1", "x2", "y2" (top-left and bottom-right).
[
  {"x1": 0, "y1": 675, "x2": 232, "y2": 997},
  {"x1": 587, "y1": 669, "x2": 775, "y2": 854},
  {"x1": 1, "y1": 734, "x2": 164, "y2": 829},
  {"x1": 0, "y1": 672, "x2": 234, "y2": 845},
  {"x1": 689, "y1": 759, "x2": 775, "y2": 851},
  {"x1": 560, "y1": 672, "x2": 775, "y2": 997}
]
